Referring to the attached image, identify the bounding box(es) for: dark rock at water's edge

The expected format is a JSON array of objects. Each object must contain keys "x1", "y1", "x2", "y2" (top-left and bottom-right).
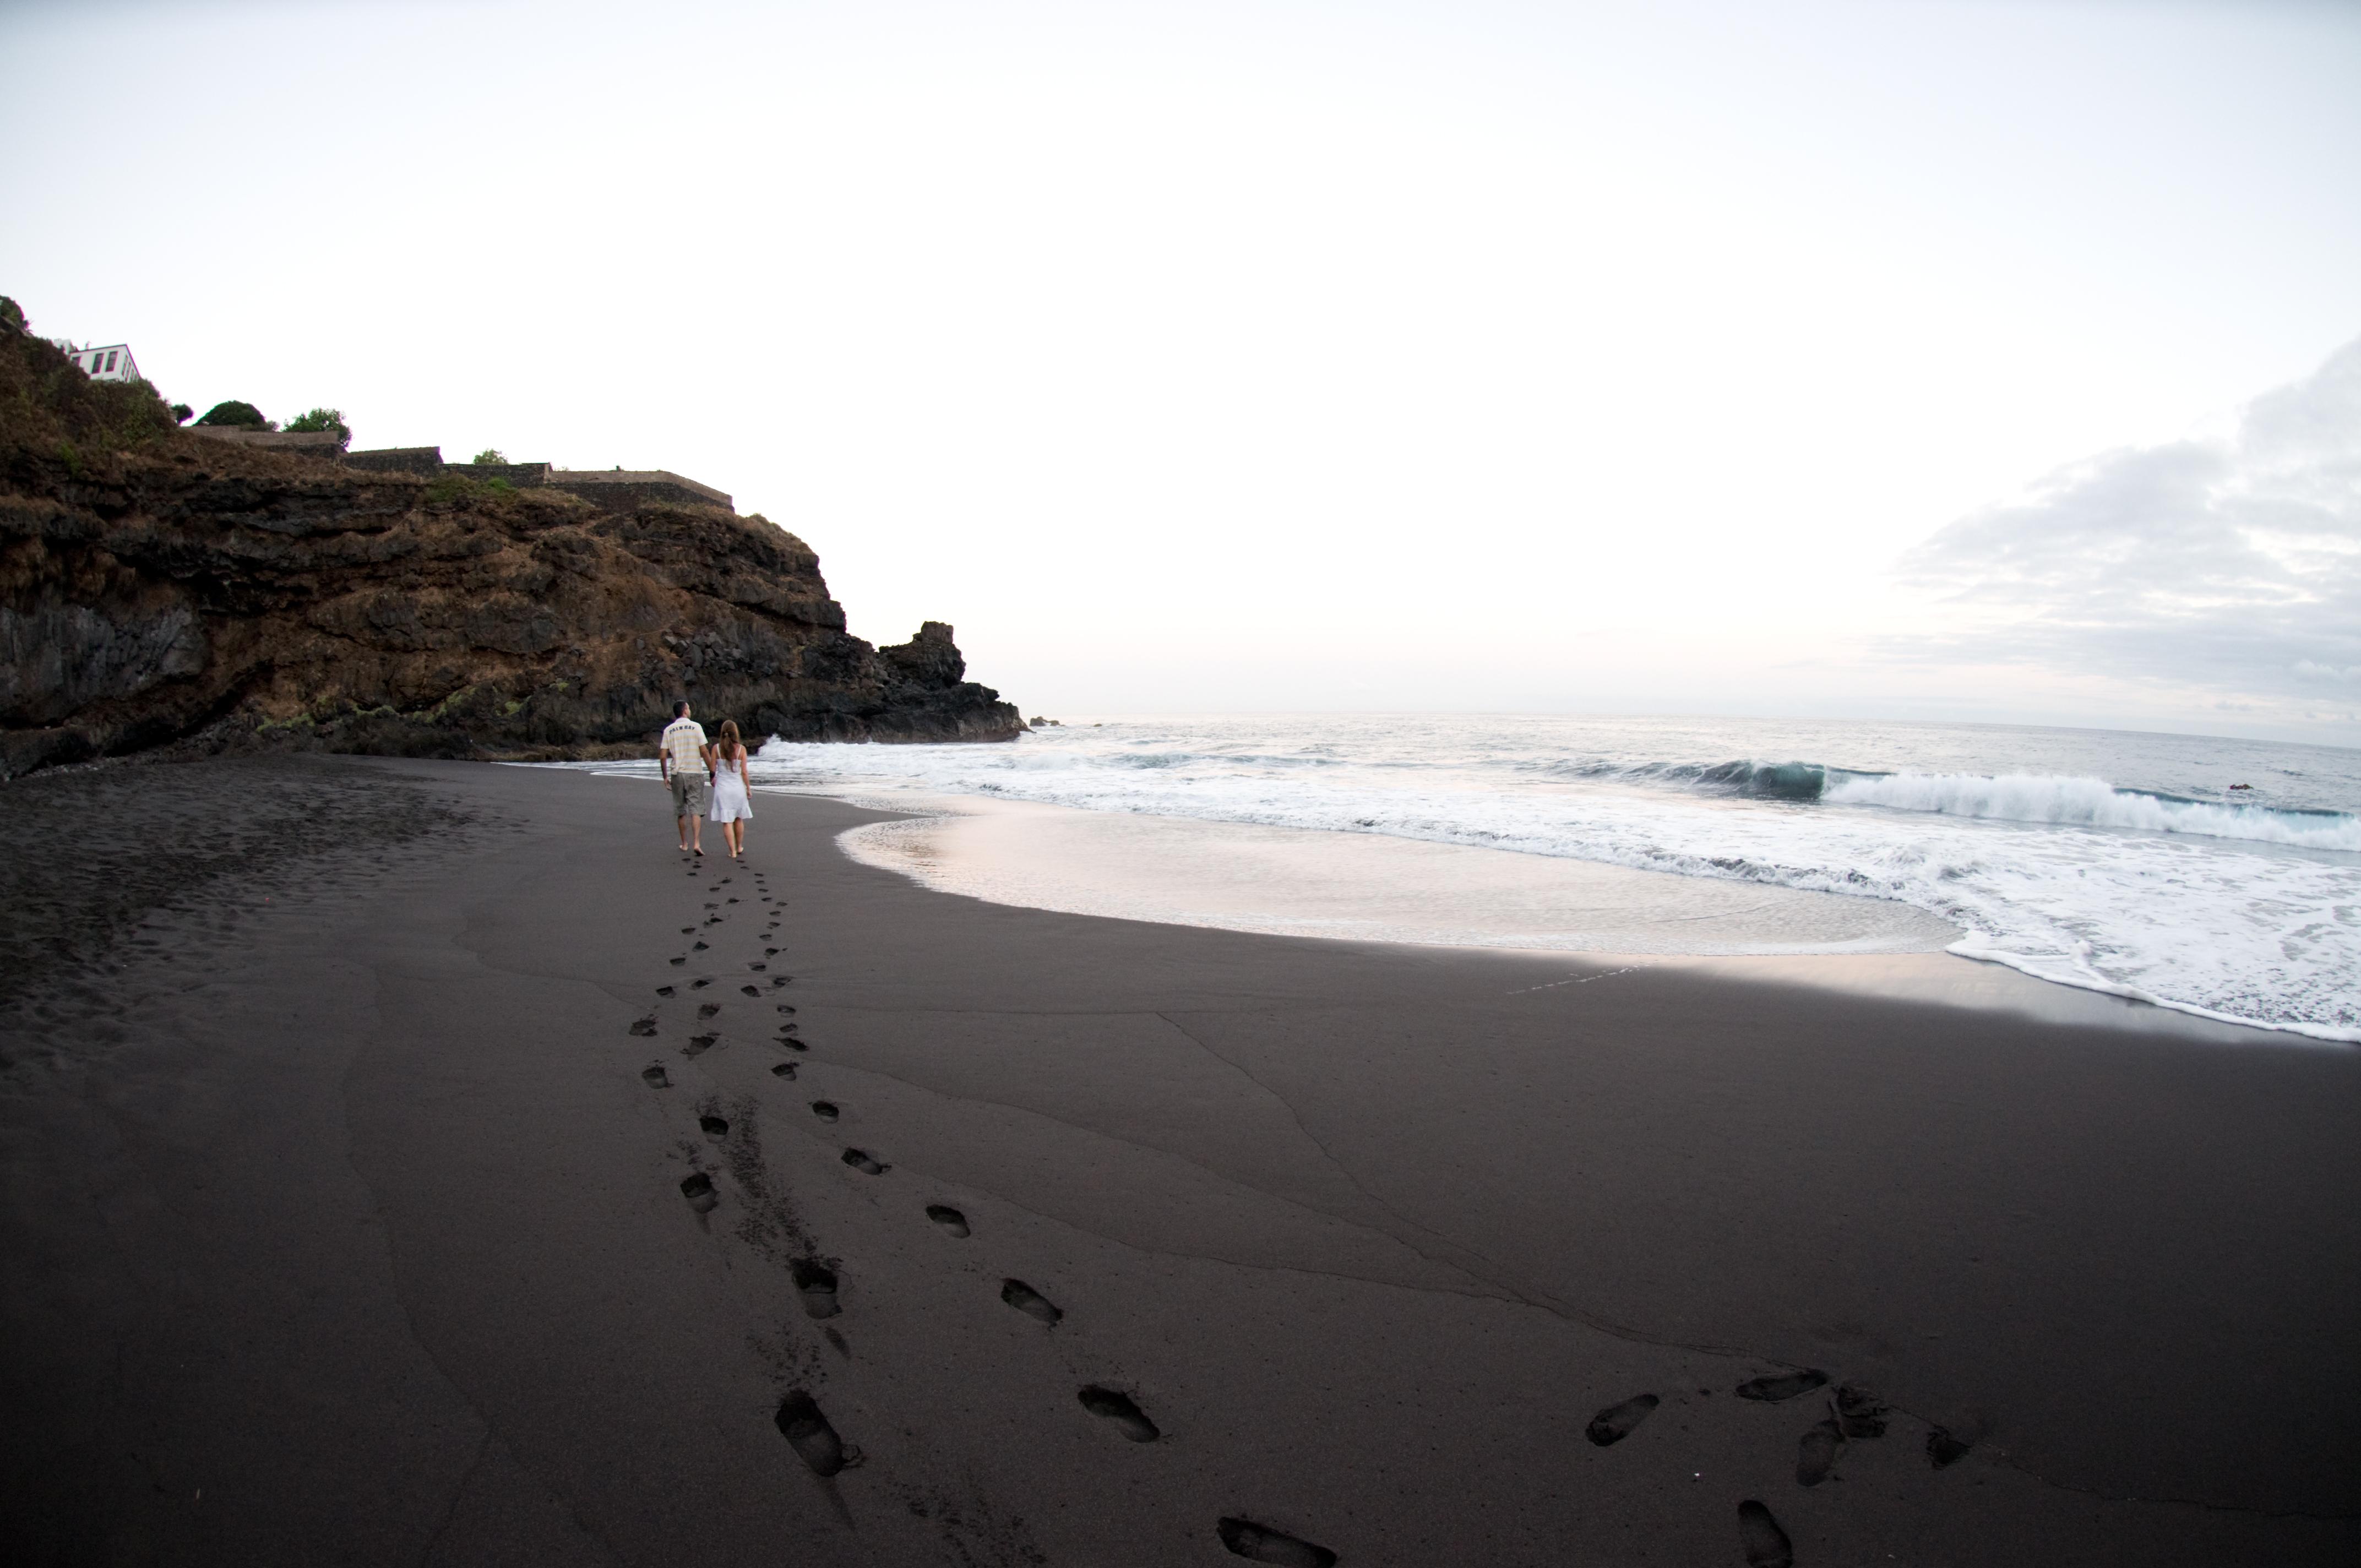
[{"x1": 0, "y1": 322, "x2": 1021, "y2": 778}]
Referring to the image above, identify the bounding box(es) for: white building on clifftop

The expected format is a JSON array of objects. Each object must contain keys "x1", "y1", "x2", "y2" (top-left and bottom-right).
[{"x1": 55, "y1": 341, "x2": 140, "y2": 382}]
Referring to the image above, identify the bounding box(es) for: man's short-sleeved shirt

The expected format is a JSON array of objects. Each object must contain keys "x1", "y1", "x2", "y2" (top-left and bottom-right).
[{"x1": 661, "y1": 717, "x2": 708, "y2": 772}]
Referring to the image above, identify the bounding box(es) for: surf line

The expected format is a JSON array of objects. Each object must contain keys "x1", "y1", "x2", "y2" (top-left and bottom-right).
[{"x1": 1506, "y1": 963, "x2": 1653, "y2": 996}]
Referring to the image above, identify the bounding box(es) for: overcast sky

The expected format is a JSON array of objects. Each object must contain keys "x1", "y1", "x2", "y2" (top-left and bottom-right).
[{"x1": 6, "y1": 0, "x2": 2357, "y2": 742}]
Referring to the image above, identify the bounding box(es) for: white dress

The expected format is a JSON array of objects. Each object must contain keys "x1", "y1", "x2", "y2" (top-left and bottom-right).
[{"x1": 708, "y1": 751, "x2": 753, "y2": 823}]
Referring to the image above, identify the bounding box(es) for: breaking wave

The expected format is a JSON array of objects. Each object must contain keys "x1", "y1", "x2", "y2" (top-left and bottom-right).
[
  {"x1": 1583, "y1": 756, "x2": 2361, "y2": 849},
  {"x1": 1820, "y1": 771, "x2": 2361, "y2": 850}
]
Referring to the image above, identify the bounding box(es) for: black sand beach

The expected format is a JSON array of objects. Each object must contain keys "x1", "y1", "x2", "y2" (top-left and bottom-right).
[{"x1": 3, "y1": 756, "x2": 2355, "y2": 1566}]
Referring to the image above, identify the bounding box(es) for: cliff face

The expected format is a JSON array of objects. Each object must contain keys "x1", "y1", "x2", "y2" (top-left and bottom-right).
[{"x1": 0, "y1": 329, "x2": 1021, "y2": 777}]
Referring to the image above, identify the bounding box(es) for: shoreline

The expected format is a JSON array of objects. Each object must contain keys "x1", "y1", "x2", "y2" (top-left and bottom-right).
[
  {"x1": 754, "y1": 778, "x2": 2330, "y2": 1046},
  {"x1": 3, "y1": 756, "x2": 2355, "y2": 1565}
]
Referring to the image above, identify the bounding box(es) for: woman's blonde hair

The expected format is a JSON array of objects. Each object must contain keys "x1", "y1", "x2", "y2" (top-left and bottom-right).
[{"x1": 717, "y1": 719, "x2": 742, "y2": 751}]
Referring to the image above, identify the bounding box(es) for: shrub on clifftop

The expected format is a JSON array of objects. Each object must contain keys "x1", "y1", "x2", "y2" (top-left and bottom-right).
[
  {"x1": 285, "y1": 407, "x2": 351, "y2": 444},
  {"x1": 194, "y1": 400, "x2": 272, "y2": 429},
  {"x1": 0, "y1": 318, "x2": 182, "y2": 455}
]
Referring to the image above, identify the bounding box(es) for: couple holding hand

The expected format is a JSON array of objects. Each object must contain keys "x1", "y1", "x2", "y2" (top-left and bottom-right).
[{"x1": 658, "y1": 701, "x2": 753, "y2": 861}]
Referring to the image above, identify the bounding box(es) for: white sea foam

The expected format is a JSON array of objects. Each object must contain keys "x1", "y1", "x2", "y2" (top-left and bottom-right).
[{"x1": 717, "y1": 716, "x2": 2361, "y2": 1041}]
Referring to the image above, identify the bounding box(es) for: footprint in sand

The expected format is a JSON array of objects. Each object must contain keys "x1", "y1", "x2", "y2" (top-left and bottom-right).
[
  {"x1": 1000, "y1": 1279, "x2": 1062, "y2": 1326},
  {"x1": 629, "y1": 1016, "x2": 658, "y2": 1037},
  {"x1": 684, "y1": 1033, "x2": 718, "y2": 1055},
  {"x1": 681, "y1": 927, "x2": 695, "y2": 934},
  {"x1": 641, "y1": 1065, "x2": 671, "y2": 1088},
  {"x1": 1737, "y1": 1500, "x2": 1793, "y2": 1567},
  {"x1": 741, "y1": 985, "x2": 761, "y2": 997},
  {"x1": 791, "y1": 1259, "x2": 841, "y2": 1319},
  {"x1": 693, "y1": 940, "x2": 709, "y2": 951},
  {"x1": 670, "y1": 956, "x2": 687, "y2": 965},
  {"x1": 775, "y1": 1392, "x2": 852, "y2": 1477},
  {"x1": 926, "y1": 1204, "x2": 970, "y2": 1238},
  {"x1": 771, "y1": 1061, "x2": 798, "y2": 1079},
  {"x1": 1079, "y1": 1386, "x2": 1160, "y2": 1442},
  {"x1": 1796, "y1": 1417, "x2": 1842, "y2": 1487},
  {"x1": 1216, "y1": 1518, "x2": 1336, "y2": 1567},
  {"x1": 698, "y1": 1003, "x2": 720, "y2": 1019},
  {"x1": 1926, "y1": 1428, "x2": 1972, "y2": 1468},
  {"x1": 841, "y1": 1148, "x2": 888, "y2": 1175},
  {"x1": 699, "y1": 1114, "x2": 730, "y2": 1139},
  {"x1": 692, "y1": 979, "x2": 711, "y2": 989},
  {"x1": 679, "y1": 1172, "x2": 719, "y2": 1213},
  {"x1": 1835, "y1": 1384, "x2": 1888, "y2": 1439},
  {"x1": 765, "y1": 947, "x2": 780, "y2": 956},
  {"x1": 749, "y1": 963, "x2": 767, "y2": 972},
  {"x1": 1585, "y1": 1393, "x2": 1660, "y2": 1447},
  {"x1": 655, "y1": 986, "x2": 676, "y2": 997},
  {"x1": 1736, "y1": 1371, "x2": 1827, "y2": 1403},
  {"x1": 810, "y1": 1101, "x2": 839, "y2": 1121}
]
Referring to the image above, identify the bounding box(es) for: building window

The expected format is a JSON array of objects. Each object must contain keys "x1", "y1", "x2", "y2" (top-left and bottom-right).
[{"x1": 104, "y1": 351, "x2": 117, "y2": 372}]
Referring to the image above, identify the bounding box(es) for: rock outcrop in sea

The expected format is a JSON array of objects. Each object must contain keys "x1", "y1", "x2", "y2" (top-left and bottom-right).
[{"x1": 0, "y1": 316, "x2": 1021, "y2": 777}]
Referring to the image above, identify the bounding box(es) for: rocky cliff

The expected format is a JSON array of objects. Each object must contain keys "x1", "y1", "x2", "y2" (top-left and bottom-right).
[{"x1": 0, "y1": 323, "x2": 1021, "y2": 777}]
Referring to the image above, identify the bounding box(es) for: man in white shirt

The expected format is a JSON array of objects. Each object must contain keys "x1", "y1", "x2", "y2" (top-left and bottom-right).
[{"x1": 658, "y1": 701, "x2": 711, "y2": 856}]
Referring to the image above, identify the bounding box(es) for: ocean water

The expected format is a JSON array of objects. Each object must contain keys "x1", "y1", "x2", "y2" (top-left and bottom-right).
[{"x1": 666, "y1": 714, "x2": 2357, "y2": 1041}]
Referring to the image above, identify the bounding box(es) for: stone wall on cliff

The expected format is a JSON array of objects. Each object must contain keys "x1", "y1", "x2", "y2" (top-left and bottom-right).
[{"x1": 0, "y1": 325, "x2": 1021, "y2": 777}]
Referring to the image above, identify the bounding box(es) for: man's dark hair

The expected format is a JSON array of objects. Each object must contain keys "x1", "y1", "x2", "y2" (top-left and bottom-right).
[{"x1": 674, "y1": 701, "x2": 690, "y2": 717}]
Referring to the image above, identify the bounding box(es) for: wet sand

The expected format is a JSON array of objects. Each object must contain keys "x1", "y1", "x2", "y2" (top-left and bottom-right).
[{"x1": 2, "y1": 755, "x2": 2355, "y2": 1566}]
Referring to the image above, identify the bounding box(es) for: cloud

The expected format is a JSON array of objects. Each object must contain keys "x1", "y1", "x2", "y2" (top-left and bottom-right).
[{"x1": 1892, "y1": 337, "x2": 2361, "y2": 707}]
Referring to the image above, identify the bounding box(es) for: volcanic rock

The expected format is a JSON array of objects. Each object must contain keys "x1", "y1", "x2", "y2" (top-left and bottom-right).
[{"x1": 0, "y1": 320, "x2": 1021, "y2": 776}]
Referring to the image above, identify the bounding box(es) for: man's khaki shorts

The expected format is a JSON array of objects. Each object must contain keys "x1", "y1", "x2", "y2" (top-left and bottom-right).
[{"x1": 670, "y1": 772, "x2": 709, "y2": 818}]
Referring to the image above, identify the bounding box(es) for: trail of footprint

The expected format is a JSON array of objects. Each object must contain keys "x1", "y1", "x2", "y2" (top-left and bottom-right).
[
  {"x1": 642, "y1": 1065, "x2": 671, "y2": 1088},
  {"x1": 1796, "y1": 1418, "x2": 1842, "y2": 1487},
  {"x1": 1216, "y1": 1518, "x2": 1336, "y2": 1567},
  {"x1": 926, "y1": 1205, "x2": 970, "y2": 1238},
  {"x1": 791, "y1": 1259, "x2": 841, "y2": 1319},
  {"x1": 1737, "y1": 1501, "x2": 1793, "y2": 1567},
  {"x1": 1585, "y1": 1393, "x2": 1660, "y2": 1446},
  {"x1": 679, "y1": 1172, "x2": 719, "y2": 1213},
  {"x1": 810, "y1": 1101, "x2": 839, "y2": 1121},
  {"x1": 1736, "y1": 1371, "x2": 1827, "y2": 1403},
  {"x1": 841, "y1": 1148, "x2": 888, "y2": 1175},
  {"x1": 1078, "y1": 1386, "x2": 1160, "y2": 1441},
  {"x1": 775, "y1": 1392, "x2": 852, "y2": 1477},
  {"x1": 1000, "y1": 1279, "x2": 1061, "y2": 1326}
]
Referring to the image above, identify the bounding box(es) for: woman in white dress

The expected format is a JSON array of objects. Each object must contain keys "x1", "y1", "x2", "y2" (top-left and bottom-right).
[{"x1": 706, "y1": 720, "x2": 754, "y2": 860}]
